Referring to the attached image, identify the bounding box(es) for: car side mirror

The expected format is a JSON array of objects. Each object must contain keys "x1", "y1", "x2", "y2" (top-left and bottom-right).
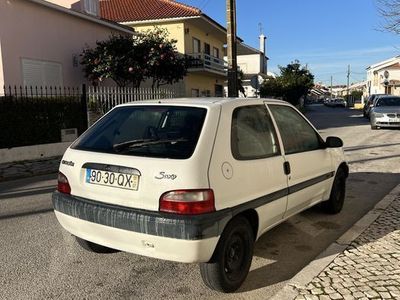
[{"x1": 325, "y1": 136, "x2": 343, "y2": 148}]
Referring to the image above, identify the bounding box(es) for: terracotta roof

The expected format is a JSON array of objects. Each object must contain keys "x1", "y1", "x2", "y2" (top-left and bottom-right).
[{"x1": 100, "y1": 0, "x2": 202, "y2": 23}]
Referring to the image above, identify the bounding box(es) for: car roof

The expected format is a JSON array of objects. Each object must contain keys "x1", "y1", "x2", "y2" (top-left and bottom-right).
[{"x1": 116, "y1": 97, "x2": 288, "y2": 108}]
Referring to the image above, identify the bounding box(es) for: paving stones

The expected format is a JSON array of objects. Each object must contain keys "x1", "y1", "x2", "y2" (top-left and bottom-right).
[{"x1": 294, "y1": 195, "x2": 400, "y2": 299}]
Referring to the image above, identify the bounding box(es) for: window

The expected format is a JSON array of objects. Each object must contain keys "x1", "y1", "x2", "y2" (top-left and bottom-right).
[
  {"x1": 231, "y1": 105, "x2": 280, "y2": 160},
  {"x1": 191, "y1": 89, "x2": 200, "y2": 97},
  {"x1": 213, "y1": 47, "x2": 219, "y2": 59},
  {"x1": 204, "y1": 43, "x2": 210, "y2": 55},
  {"x1": 84, "y1": 0, "x2": 98, "y2": 15},
  {"x1": 192, "y1": 38, "x2": 201, "y2": 53},
  {"x1": 22, "y1": 58, "x2": 62, "y2": 87},
  {"x1": 73, "y1": 106, "x2": 207, "y2": 159},
  {"x1": 269, "y1": 105, "x2": 321, "y2": 155}
]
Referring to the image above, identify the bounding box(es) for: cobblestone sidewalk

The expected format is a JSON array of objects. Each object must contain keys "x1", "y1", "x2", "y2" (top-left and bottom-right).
[
  {"x1": 0, "y1": 156, "x2": 61, "y2": 182},
  {"x1": 294, "y1": 194, "x2": 400, "y2": 300}
]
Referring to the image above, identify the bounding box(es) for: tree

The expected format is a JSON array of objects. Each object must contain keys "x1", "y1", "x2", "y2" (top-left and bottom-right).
[
  {"x1": 259, "y1": 75, "x2": 283, "y2": 98},
  {"x1": 81, "y1": 35, "x2": 146, "y2": 87},
  {"x1": 81, "y1": 28, "x2": 187, "y2": 87},
  {"x1": 260, "y1": 61, "x2": 314, "y2": 106},
  {"x1": 377, "y1": 0, "x2": 400, "y2": 34},
  {"x1": 135, "y1": 28, "x2": 187, "y2": 88}
]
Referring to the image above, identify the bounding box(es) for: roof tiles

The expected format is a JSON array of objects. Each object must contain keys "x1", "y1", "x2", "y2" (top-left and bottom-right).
[{"x1": 100, "y1": 0, "x2": 202, "y2": 23}]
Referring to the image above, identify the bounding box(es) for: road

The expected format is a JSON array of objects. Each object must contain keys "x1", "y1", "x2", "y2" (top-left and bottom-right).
[{"x1": 1, "y1": 105, "x2": 399, "y2": 300}]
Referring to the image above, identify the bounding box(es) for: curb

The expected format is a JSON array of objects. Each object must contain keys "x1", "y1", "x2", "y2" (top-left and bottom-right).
[{"x1": 271, "y1": 182, "x2": 400, "y2": 300}]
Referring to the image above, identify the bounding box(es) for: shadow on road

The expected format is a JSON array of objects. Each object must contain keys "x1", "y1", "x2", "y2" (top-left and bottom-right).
[
  {"x1": 0, "y1": 173, "x2": 56, "y2": 220},
  {"x1": 238, "y1": 171, "x2": 400, "y2": 292},
  {"x1": 344, "y1": 142, "x2": 400, "y2": 152},
  {"x1": 305, "y1": 105, "x2": 370, "y2": 130}
]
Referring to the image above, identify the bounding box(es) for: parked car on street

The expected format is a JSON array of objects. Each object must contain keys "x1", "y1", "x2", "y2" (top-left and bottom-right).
[
  {"x1": 363, "y1": 94, "x2": 385, "y2": 118},
  {"x1": 325, "y1": 98, "x2": 347, "y2": 107},
  {"x1": 370, "y1": 95, "x2": 400, "y2": 130},
  {"x1": 52, "y1": 98, "x2": 348, "y2": 292}
]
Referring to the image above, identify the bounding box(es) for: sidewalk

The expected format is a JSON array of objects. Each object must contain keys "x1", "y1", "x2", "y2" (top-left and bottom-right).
[
  {"x1": 273, "y1": 184, "x2": 400, "y2": 300},
  {"x1": 0, "y1": 156, "x2": 61, "y2": 182}
]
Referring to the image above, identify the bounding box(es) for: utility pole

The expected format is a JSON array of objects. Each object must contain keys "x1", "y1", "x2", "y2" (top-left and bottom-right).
[
  {"x1": 330, "y1": 76, "x2": 333, "y2": 100},
  {"x1": 347, "y1": 65, "x2": 350, "y2": 105},
  {"x1": 226, "y1": 0, "x2": 238, "y2": 97}
]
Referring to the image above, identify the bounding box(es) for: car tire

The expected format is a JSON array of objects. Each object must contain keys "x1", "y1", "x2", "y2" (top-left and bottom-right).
[
  {"x1": 371, "y1": 125, "x2": 378, "y2": 130},
  {"x1": 199, "y1": 216, "x2": 254, "y2": 293},
  {"x1": 75, "y1": 237, "x2": 119, "y2": 254},
  {"x1": 323, "y1": 169, "x2": 346, "y2": 214}
]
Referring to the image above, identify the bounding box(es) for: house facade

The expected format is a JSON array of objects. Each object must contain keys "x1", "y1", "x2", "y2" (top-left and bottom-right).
[
  {"x1": 233, "y1": 35, "x2": 269, "y2": 98},
  {"x1": 366, "y1": 56, "x2": 400, "y2": 96},
  {"x1": 100, "y1": 0, "x2": 227, "y2": 97},
  {"x1": 0, "y1": 0, "x2": 133, "y2": 90}
]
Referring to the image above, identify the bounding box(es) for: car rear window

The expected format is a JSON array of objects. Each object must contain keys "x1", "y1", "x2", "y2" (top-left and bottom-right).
[{"x1": 72, "y1": 105, "x2": 207, "y2": 159}]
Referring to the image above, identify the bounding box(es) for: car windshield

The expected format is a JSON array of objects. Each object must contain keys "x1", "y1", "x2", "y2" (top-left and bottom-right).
[
  {"x1": 376, "y1": 97, "x2": 400, "y2": 107},
  {"x1": 72, "y1": 105, "x2": 207, "y2": 159}
]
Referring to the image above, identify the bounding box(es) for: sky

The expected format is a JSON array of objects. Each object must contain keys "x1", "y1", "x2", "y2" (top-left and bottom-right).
[{"x1": 181, "y1": 0, "x2": 400, "y2": 86}]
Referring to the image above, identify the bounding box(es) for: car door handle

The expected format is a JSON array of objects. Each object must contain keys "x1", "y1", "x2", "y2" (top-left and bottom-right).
[{"x1": 283, "y1": 161, "x2": 291, "y2": 175}]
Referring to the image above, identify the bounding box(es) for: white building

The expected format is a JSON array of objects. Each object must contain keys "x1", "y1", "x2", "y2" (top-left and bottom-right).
[
  {"x1": 366, "y1": 55, "x2": 400, "y2": 96},
  {"x1": 224, "y1": 34, "x2": 269, "y2": 98}
]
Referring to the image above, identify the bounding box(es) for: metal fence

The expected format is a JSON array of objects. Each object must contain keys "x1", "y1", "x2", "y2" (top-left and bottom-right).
[{"x1": 87, "y1": 86, "x2": 176, "y2": 112}]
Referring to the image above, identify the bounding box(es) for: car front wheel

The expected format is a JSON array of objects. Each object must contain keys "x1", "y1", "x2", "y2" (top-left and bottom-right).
[{"x1": 199, "y1": 216, "x2": 254, "y2": 292}]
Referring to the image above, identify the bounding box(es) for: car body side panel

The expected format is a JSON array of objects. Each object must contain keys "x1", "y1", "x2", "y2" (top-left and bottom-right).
[{"x1": 208, "y1": 100, "x2": 288, "y2": 239}]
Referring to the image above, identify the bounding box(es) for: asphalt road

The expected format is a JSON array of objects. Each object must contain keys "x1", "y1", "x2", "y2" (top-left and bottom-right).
[{"x1": 1, "y1": 104, "x2": 399, "y2": 300}]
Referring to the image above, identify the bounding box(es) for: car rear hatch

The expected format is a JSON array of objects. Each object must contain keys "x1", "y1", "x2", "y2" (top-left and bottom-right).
[{"x1": 58, "y1": 103, "x2": 219, "y2": 212}]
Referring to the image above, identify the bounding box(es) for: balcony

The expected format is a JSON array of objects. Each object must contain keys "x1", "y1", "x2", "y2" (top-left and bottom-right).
[{"x1": 186, "y1": 53, "x2": 227, "y2": 76}]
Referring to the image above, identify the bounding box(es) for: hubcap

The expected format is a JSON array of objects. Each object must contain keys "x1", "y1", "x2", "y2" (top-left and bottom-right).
[{"x1": 224, "y1": 234, "x2": 245, "y2": 279}]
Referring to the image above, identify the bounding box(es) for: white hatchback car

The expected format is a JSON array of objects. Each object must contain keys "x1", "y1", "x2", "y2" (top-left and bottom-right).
[{"x1": 53, "y1": 98, "x2": 348, "y2": 292}]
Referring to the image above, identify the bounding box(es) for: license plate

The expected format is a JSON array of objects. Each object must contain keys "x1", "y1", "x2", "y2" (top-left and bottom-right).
[{"x1": 85, "y1": 169, "x2": 139, "y2": 191}]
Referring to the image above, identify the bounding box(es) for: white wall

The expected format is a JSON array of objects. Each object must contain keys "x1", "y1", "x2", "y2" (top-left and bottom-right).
[
  {"x1": 237, "y1": 54, "x2": 262, "y2": 74},
  {"x1": 0, "y1": 0, "x2": 131, "y2": 87}
]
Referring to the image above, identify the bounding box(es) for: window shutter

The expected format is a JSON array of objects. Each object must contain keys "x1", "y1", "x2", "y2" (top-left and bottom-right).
[
  {"x1": 22, "y1": 59, "x2": 62, "y2": 87},
  {"x1": 22, "y1": 59, "x2": 43, "y2": 87},
  {"x1": 43, "y1": 62, "x2": 62, "y2": 86}
]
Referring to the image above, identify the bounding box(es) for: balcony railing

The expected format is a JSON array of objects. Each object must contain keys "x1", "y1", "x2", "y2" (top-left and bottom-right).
[{"x1": 187, "y1": 53, "x2": 227, "y2": 75}]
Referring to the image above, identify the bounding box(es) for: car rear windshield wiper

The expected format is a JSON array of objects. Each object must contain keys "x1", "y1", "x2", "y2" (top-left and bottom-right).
[
  {"x1": 113, "y1": 138, "x2": 188, "y2": 152},
  {"x1": 113, "y1": 139, "x2": 157, "y2": 152}
]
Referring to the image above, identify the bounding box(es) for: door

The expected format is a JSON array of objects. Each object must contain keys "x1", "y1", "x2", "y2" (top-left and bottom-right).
[
  {"x1": 268, "y1": 104, "x2": 333, "y2": 218},
  {"x1": 229, "y1": 105, "x2": 288, "y2": 235}
]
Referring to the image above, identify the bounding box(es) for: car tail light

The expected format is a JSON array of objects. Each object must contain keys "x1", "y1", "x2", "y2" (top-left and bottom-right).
[
  {"x1": 57, "y1": 172, "x2": 71, "y2": 194},
  {"x1": 159, "y1": 189, "x2": 215, "y2": 215}
]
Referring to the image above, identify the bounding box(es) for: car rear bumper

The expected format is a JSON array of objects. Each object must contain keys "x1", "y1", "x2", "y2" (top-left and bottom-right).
[{"x1": 52, "y1": 191, "x2": 224, "y2": 262}]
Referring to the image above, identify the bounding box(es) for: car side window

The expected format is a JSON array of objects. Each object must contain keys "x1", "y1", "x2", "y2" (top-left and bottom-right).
[
  {"x1": 231, "y1": 105, "x2": 280, "y2": 160},
  {"x1": 269, "y1": 105, "x2": 321, "y2": 155}
]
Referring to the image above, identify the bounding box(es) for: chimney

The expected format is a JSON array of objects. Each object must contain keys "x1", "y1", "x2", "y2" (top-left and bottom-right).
[
  {"x1": 259, "y1": 34, "x2": 266, "y2": 55},
  {"x1": 259, "y1": 34, "x2": 267, "y2": 74}
]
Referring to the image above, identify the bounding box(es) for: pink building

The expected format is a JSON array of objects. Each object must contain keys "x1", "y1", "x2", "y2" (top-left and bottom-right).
[{"x1": 0, "y1": 0, "x2": 133, "y2": 89}]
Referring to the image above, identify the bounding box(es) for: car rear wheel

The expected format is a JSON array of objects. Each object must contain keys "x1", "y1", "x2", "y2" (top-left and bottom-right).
[
  {"x1": 75, "y1": 237, "x2": 119, "y2": 254},
  {"x1": 323, "y1": 169, "x2": 346, "y2": 214},
  {"x1": 199, "y1": 216, "x2": 254, "y2": 293}
]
